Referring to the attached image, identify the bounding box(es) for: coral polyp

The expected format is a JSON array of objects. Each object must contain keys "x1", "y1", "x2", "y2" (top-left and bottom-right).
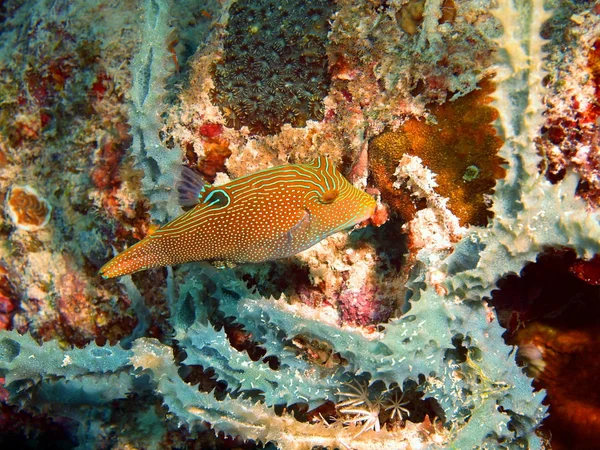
[{"x1": 211, "y1": 0, "x2": 334, "y2": 135}]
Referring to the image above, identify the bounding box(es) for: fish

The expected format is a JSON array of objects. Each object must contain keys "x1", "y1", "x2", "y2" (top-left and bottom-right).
[{"x1": 100, "y1": 156, "x2": 376, "y2": 278}]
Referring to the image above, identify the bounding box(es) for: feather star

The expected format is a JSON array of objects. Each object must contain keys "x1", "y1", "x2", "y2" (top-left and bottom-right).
[{"x1": 100, "y1": 156, "x2": 376, "y2": 278}]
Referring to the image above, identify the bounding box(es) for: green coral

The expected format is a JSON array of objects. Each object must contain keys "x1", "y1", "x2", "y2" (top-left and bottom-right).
[
  {"x1": 442, "y1": 0, "x2": 600, "y2": 301},
  {"x1": 0, "y1": 330, "x2": 134, "y2": 411},
  {"x1": 0, "y1": 264, "x2": 545, "y2": 448}
]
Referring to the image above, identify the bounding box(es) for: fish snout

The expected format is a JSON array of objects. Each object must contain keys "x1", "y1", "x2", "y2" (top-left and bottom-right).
[{"x1": 356, "y1": 194, "x2": 377, "y2": 224}]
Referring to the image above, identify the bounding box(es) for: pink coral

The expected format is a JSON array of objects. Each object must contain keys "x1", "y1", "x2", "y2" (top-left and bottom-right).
[{"x1": 337, "y1": 276, "x2": 388, "y2": 326}]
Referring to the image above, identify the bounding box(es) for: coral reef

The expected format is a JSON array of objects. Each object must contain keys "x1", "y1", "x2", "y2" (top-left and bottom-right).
[
  {"x1": 1, "y1": 0, "x2": 600, "y2": 448},
  {"x1": 536, "y1": 3, "x2": 600, "y2": 205},
  {"x1": 0, "y1": 0, "x2": 146, "y2": 347},
  {"x1": 397, "y1": 0, "x2": 426, "y2": 36},
  {"x1": 0, "y1": 264, "x2": 17, "y2": 331},
  {"x1": 0, "y1": 263, "x2": 541, "y2": 448},
  {"x1": 128, "y1": 0, "x2": 183, "y2": 223}
]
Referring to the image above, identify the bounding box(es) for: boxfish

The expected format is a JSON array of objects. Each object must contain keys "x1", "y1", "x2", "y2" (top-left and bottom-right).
[{"x1": 100, "y1": 156, "x2": 376, "y2": 278}]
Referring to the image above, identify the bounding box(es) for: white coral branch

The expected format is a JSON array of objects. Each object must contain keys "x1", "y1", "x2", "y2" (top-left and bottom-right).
[{"x1": 393, "y1": 154, "x2": 466, "y2": 252}]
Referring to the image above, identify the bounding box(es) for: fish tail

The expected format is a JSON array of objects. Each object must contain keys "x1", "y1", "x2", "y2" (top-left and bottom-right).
[{"x1": 99, "y1": 235, "x2": 170, "y2": 279}]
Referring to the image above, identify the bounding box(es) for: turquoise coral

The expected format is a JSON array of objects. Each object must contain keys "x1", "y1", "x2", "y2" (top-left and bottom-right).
[{"x1": 128, "y1": 0, "x2": 182, "y2": 223}]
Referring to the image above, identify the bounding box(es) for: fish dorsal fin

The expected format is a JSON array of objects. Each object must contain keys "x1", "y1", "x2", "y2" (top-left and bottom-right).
[
  {"x1": 177, "y1": 166, "x2": 210, "y2": 207},
  {"x1": 310, "y1": 155, "x2": 329, "y2": 169}
]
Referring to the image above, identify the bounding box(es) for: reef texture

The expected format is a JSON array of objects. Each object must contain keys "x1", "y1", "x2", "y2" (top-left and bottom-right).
[
  {"x1": 1, "y1": 0, "x2": 600, "y2": 448},
  {"x1": 211, "y1": 0, "x2": 334, "y2": 135}
]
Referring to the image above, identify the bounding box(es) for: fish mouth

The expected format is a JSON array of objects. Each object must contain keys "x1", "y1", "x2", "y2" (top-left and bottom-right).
[{"x1": 356, "y1": 200, "x2": 377, "y2": 224}]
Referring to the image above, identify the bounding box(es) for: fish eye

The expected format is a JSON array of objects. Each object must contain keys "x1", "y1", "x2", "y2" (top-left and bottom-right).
[
  {"x1": 320, "y1": 189, "x2": 339, "y2": 204},
  {"x1": 203, "y1": 189, "x2": 231, "y2": 208}
]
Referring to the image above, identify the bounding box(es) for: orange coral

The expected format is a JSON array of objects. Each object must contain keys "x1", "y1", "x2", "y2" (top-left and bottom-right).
[
  {"x1": 516, "y1": 323, "x2": 600, "y2": 449},
  {"x1": 5, "y1": 185, "x2": 52, "y2": 231},
  {"x1": 369, "y1": 80, "x2": 504, "y2": 226}
]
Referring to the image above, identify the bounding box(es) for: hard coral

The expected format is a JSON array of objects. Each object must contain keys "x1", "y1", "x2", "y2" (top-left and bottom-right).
[
  {"x1": 56, "y1": 271, "x2": 99, "y2": 345},
  {"x1": 90, "y1": 123, "x2": 130, "y2": 191},
  {"x1": 4, "y1": 185, "x2": 52, "y2": 231},
  {"x1": 198, "y1": 122, "x2": 223, "y2": 139},
  {"x1": 538, "y1": 12, "x2": 600, "y2": 206},
  {"x1": 198, "y1": 136, "x2": 232, "y2": 184},
  {"x1": 211, "y1": 0, "x2": 334, "y2": 135},
  {"x1": 396, "y1": 0, "x2": 425, "y2": 36},
  {"x1": 369, "y1": 80, "x2": 504, "y2": 226}
]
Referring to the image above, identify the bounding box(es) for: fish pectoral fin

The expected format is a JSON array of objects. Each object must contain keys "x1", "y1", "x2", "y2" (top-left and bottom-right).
[
  {"x1": 284, "y1": 208, "x2": 311, "y2": 245},
  {"x1": 247, "y1": 208, "x2": 313, "y2": 261},
  {"x1": 273, "y1": 208, "x2": 313, "y2": 259}
]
